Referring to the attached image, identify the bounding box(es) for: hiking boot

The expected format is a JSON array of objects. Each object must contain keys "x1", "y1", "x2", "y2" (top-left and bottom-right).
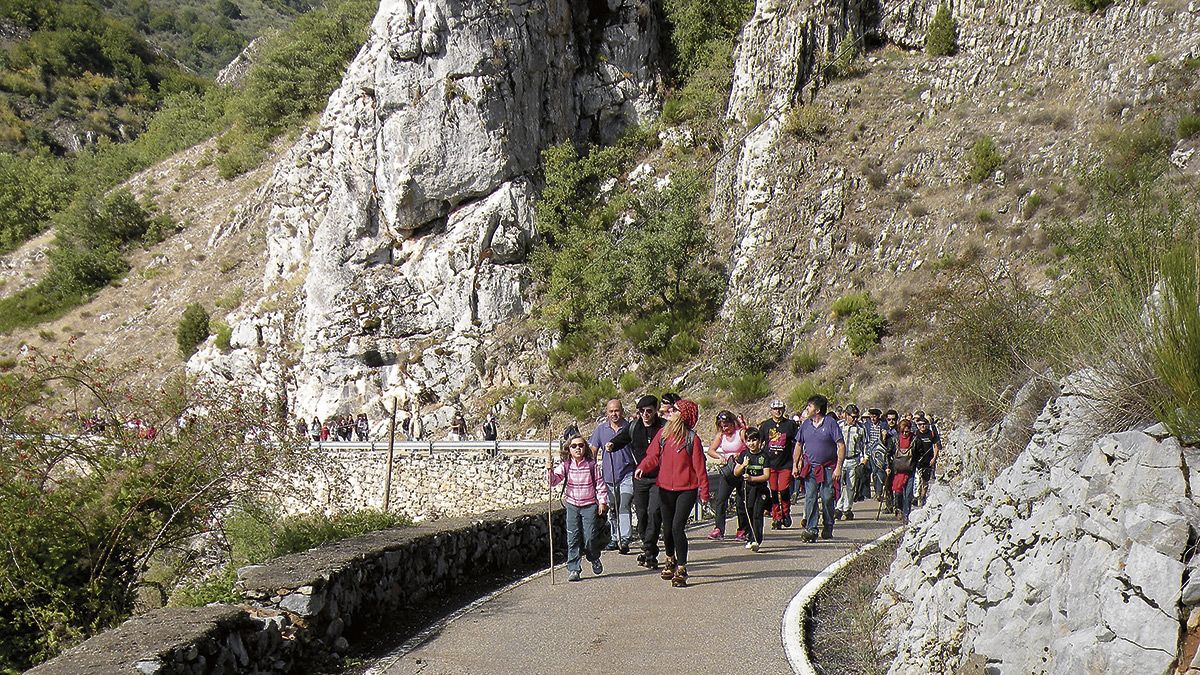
[
  {"x1": 734, "y1": 530, "x2": 748, "y2": 543},
  {"x1": 799, "y1": 529, "x2": 817, "y2": 543},
  {"x1": 635, "y1": 552, "x2": 646, "y2": 565},
  {"x1": 604, "y1": 541, "x2": 619, "y2": 551},
  {"x1": 745, "y1": 540, "x2": 755, "y2": 550},
  {"x1": 821, "y1": 526, "x2": 833, "y2": 540},
  {"x1": 782, "y1": 512, "x2": 792, "y2": 528},
  {"x1": 707, "y1": 527, "x2": 722, "y2": 541},
  {"x1": 770, "y1": 520, "x2": 781, "y2": 530},
  {"x1": 671, "y1": 565, "x2": 688, "y2": 587},
  {"x1": 660, "y1": 557, "x2": 677, "y2": 580},
  {"x1": 568, "y1": 570, "x2": 581, "y2": 582},
  {"x1": 834, "y1": 509, "x2": 843, "y2": 521},
  {"x1": 750, "y1": 542, "x2": 760, "y2": 553},
  {"x1": 644, "y1": 556, "x2": 659, "y2": 570},
  {"x1": 592, "y1": 559, "x2": 603, "y2": 575},
  {"x1": 845, "y1": 511, "x2": 855, "y2": 521},
  {"x1": 619, "y1": 541, "x2": 630, "y2": 555}
]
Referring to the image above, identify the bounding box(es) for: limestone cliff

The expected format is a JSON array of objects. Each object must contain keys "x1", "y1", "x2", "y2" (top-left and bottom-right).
[
  {"x1": 192, "y1": 0, "x2": 661, "y2": 431},
  {"x1": 879, "y1": 379, "x2": 1198, "y2": 673}
]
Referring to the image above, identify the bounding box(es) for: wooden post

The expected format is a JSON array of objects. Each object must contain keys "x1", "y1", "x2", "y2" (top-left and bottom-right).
[
  {"x1": 547, "y1": 437, "x2": 555, "y2": 586},
  {"x1": 383, "y1": 399, "x2": 397, "y2": 511}
]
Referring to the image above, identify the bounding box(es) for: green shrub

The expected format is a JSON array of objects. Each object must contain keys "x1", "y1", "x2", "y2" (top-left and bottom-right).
[
  {"x1": 619, "y1": 371, "x2": 642, "y2": 393},
  {"x1": 715, "y1": 306, "x2": 779, "y2": 375},
  {"x1": 925, "y1": 5, "x2": 958, "y2": 57},
  {"x1": 783, "y1": 104, "x2": 833, "y2": 139},
  {"x1": 1151, "y1": 246, "x2": 1200, "y2": 439},
  {"x1": 966, "y1": 136, "x2": 1003, "y2": 183},
  {"x1": 786, "y1": 378, "x2": 835, "y2": 412},
  {"x1": 168, "y1": 564, "x2": 239, "y2": 607},
  {"x1": 1021, "y1": 193, "x2": 1044, "y2": 219},
  {"x1": 176, "y1": 302, "x2": 210, "y2": 357},
  {"x1": 213, "y1": 320, "x2": 232, "y2": 350},
  {"x1": 790, "y1": 347, "x2": 823, "y2": 375},
  {"x1": 715, "y1": 373, "x2": 770, "y2": 403},
  {"x1": 1178, "y1": 114, "x2": 1200, "y2": 140},
  {"x1": 559, "y1": 373, "x2": 619, "y2": 420},
  {"x1": 831, "y1": 292, "x2": 872, "y2": 319},
  {"x1": 1067, "y1": 0, "x2": 1115, "y2": 12},
  {"x1": 846, "y1": 308, "x2": 885, "y2": 356}
]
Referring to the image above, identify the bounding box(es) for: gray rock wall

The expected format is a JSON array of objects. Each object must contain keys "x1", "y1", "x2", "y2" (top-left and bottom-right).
[
  {"x1": 29, "y1": 503, "x2": 565, "y2": 675},
  {"x1": 271, "y1": 448, "x2": 554, "y2": 521},
  {"x1": 878, "y1": 378, "x2": 1200, "y2": 673},
  {"x1": 193, "y1": 0, "x2": 662, "y2": 434}
]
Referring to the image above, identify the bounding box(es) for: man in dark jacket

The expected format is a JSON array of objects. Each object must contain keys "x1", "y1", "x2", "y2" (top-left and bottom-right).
[
  {"x1": 911, "y1": 418, "x2": 940, "y2": 506},
  {"x1": 607, "y1": 394, "x2": 667, "y2": 568}
]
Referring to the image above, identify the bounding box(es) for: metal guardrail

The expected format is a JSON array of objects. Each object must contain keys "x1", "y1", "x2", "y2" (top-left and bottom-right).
[{"x1": 306, "y1": 439, "x2": 564, "y2": 456}]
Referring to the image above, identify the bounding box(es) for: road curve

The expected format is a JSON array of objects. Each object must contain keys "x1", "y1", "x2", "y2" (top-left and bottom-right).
[{"x1": 369, "y1": 510, "x2": 899, "y2": 675}]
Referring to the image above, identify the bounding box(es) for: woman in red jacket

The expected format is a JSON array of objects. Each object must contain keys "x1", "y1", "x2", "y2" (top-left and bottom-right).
[{"x1": 635, "y1": 399, "x2": 709, "y2": 588}]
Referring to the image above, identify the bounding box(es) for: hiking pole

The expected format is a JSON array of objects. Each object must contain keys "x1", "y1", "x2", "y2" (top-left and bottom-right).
[{"x1": 547, "y1": 437, "x2": 555, "y2": 586}]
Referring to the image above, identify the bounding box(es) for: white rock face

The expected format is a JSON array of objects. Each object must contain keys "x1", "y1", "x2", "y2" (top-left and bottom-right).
[
  {"x1": 879, "y1": 384, "x2": 1197, "y2": 674},
  {"x1": 195, "y1": 0, "x2": 661, "y2": 430}
]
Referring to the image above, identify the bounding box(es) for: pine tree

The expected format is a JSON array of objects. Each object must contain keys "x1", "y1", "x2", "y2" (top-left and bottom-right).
[{"x1": 925, "y1": 5, "x2": 958, "y2": 57}]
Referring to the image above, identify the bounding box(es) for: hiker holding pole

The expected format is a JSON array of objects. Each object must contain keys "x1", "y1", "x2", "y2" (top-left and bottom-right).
[
  {"x1": 547, "y1": 435, "x2": 608, "y2": 582},
  {"x1": 734, "y1": 428, "x2": 770, "y2": 552}
]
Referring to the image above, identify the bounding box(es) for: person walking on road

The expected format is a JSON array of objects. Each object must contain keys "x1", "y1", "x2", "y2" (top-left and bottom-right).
[
  {"x1": 734, "y1": 428, "x2": 770, "y2": 552},
  {"x1": 793, "y1": 395, "x2": 846, "y2": 542},
  {"x1": 606, "y1": 395, "x2": 666, "y2": 568},
  {"x1": 590, "y1": 399, "x2": 633, "y2": 553},
  {"x1": 635, "y1": 399, "x2": 709, "y2": 588},
  {"x1": 759, "y1": 400, "x2": 798, "y2": 529},
  {"x1": 547, "y1": 435, "x2": 609, "y2": 582},
  {"x1": 706, "y1": 410, "x2": 749, "y2": 541},
  {"x1": 836, "y1": 405, "x2": 866, "y2": 520}
]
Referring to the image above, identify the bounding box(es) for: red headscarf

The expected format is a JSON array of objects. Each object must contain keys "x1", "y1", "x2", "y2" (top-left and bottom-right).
[{"x1": 675, "y1": 399, "x2": 699, "y2": 429}]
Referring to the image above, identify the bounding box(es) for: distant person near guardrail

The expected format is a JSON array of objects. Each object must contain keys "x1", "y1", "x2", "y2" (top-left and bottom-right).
[{"x1": 482, "y1": 414, "x2": 498, "y2": 441}]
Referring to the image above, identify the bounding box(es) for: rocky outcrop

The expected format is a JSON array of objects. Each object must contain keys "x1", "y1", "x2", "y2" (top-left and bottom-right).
[
  {"x1": 193, "y1": 0, "x2": 661, "y2": 432},
  {"x1": 712, "y1": 0, "x2": 1200, "y2": 346},
  {"x1": 879, "y1": 376, "x2": 1199, "y2": 673}
]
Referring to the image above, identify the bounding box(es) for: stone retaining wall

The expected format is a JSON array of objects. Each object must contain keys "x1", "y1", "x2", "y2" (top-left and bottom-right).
[
  {"x1": 273, "y1": 448, "x2": 553, "y2": 520},
  {"x1": 29, "y1": 503, "x2": 565, "y2": 675}
]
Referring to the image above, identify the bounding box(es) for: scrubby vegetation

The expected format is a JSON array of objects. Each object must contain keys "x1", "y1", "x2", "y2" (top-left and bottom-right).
[
  {"x1": 176, "y1": 302, "x2": 210, "y2": 357},
  {"x1": 934, "y1": 115, "x2": 1200, "y2": 434},
  {"x1": 0, "y1": 349, "x2": 307, "y2": 670},
  {"x1": 171, "y1": 505, "x2": 409, "y2": 607},
  {"x1": 965, "y1": 136, "x2": 1003, "y2": 183},
  {"x1": 924, "y1": 5, "x2": 958, "y2": 57}
]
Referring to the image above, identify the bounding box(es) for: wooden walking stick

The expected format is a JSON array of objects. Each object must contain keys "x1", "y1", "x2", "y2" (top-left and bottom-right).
[{"x1": 547, "y1": 437, "x2": 555, "y2": 586}]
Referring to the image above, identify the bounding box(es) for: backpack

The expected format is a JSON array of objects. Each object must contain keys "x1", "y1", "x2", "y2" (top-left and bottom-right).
[
  {"x1": 893, "y1": 439, "x2": 914, "y2": 474},
  {"x1": 562, "y1": 423, "x2": 580, "y2": 440}
]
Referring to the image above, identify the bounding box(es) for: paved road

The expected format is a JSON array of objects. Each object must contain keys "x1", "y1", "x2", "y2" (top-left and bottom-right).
[{"x1": 372, "y1": 509, "x2": 899, "y2": 675}]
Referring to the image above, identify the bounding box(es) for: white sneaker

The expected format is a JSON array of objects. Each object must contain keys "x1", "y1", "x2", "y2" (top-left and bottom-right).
[
  {"x1": 750, "y1": 542, "x2": 761, "y2": 552},
  {"x1": 745, "y1": 541, "x2": 754, "y2": 550}
]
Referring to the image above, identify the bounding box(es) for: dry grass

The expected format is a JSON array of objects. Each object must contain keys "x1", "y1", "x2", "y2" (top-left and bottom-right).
[{"x1": 806, "y1": 537, "x2": 902, "y2": 675}]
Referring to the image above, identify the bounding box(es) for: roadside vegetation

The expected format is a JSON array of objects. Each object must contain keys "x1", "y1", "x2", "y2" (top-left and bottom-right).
[
  {"x1": 930, "y1": 114, "x2": 1200, "y2": 436},
  {"x1": 0, "y1": 346, "x2": 410, "y2": 670}
]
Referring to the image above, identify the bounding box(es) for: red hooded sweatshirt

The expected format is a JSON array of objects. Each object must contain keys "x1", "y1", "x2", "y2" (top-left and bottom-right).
[{"x1": 638, "y1": 427, "x2": 710, "y2": 501}]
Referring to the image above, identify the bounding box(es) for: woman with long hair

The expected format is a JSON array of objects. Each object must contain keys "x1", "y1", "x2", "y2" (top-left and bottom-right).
[
  {"x1": 706, "y1": 410, "x2": 748, "y2": 541},
  {"x1": 888, "y1": 419, "x2": 917, "y2": 521},
  {"x1": 635, "y1": 400, "x2": 709, "y2": 588},
  {"x1": 548, "y1": 435, "x2": 609, "y2": 582}
]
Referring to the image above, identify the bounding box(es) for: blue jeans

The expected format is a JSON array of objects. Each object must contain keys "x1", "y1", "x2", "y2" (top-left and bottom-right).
[
  {"x1": 803, "y1": 465, "x2": 836, "y2": 534},
  {"x1": 565, "y1": 502, "x2": 601, "y2": 573},
  {"x1": 897, "y1": 474, "x2": 915, "y2": 519},
  {"x1": 606, "y1": 474, "x2": 635, "y2": 545}
]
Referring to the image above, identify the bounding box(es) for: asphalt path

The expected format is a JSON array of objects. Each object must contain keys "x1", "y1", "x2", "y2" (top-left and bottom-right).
[{"x1": 369, "y1": 507, "x2": 899, "y2": 675}]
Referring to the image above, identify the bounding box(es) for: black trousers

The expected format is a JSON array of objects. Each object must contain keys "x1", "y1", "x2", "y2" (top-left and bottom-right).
[
  {"x1": 744, "y1": 484, "x2": 770, "y2": 544},
  {"x1": 712, "y1": 471, "x2": 749, "y2": 535},
  {"x1": 659, "y1": 488, "x2": 698, "y2": 566},
  {"x1": 633, "y1": 476, "x2": 662, "y2": 559}
]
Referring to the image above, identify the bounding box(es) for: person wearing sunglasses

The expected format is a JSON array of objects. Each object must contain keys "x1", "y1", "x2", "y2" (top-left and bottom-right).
[
  {"x1": 606, "y1": 395, "x2": 667, "y2": 569},
  {"x1": 547, "y1": 436, "x2": 609, "y2": 582},
  {"x1": 635, "y1": 399, "x2": 709, "y2": 588},
  {"x1": 706, "y1": 410, "x2": 749, "y2": 542}
]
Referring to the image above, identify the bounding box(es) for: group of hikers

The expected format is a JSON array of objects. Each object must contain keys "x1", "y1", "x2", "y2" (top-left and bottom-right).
[
  {"x1": 547, "y1": 393, "x2": 942, "y2": 586},
  {"x1": 297, "y1": 414, "x2": 369, "y2": 442}
]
